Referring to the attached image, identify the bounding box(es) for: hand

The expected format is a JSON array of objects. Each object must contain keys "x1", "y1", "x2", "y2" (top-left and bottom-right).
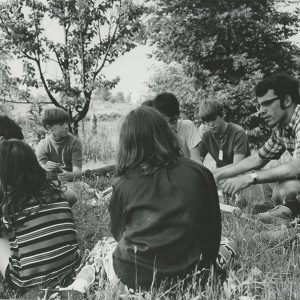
[
  {"x1": 213, "y1": 169, "x2": 222, "y2": 183},
  {"x1": 44, "y1": 161, "x2": 62, "y2": 172},
  {"x1": 58, "y1": 171, "x2": 73, "y2": 183},
  {"x1": 221, "y1": 174, "x2": 253, "y2": 196}
]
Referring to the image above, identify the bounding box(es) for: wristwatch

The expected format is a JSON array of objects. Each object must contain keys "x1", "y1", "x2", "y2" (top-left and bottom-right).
[{"x1": 250, "y1": 172, "x2": 258, "y2": 184}]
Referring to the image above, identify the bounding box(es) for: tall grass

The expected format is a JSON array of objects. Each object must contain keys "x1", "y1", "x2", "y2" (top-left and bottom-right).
[
  {"x1": 80, "y1": 118, "x2": 121, "y2": 167},
  {"x1": 1, "y1": 176, "x2": 300, "y2": 299}
]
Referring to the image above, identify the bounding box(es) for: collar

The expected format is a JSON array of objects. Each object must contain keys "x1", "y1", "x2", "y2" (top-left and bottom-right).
[{"x1": 284, "y1": 104, "x2": 300, "y2": 132}]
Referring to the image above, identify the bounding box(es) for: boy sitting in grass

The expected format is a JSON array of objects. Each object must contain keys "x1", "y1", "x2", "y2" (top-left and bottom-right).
[
  {"x1": 36, "y1": 107, "x2": 83, "y2": 183},
  {"x1": 153, "y1": 92, "x2": 202, "y2": 164}
]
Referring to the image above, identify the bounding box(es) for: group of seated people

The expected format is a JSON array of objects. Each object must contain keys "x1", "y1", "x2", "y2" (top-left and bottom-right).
[{"x1": 0, "y1": 72, "x2": 300, "y2": 296}]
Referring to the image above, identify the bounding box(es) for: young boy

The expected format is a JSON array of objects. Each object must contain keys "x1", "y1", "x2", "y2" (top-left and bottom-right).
[
  {"x1": 153, "y1": 92, "x2": 202, "y2": 163},
  {"x1": 36, "y1": 107, "x2": 83, "y2": 182},
  {"x1": 198, "y1": 99, "x2": 250, "y2": 168}
]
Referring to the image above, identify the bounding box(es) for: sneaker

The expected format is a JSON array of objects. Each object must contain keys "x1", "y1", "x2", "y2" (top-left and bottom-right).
[
  {"x1": 256, "y1": 205, "x2": 293, "y2": 225},
  {"x1": 216, "y1": 237, "x2": 237, "y2": 270},
  {"x1": 64, "y1": 241, "x2": 104, "y2": 293}
]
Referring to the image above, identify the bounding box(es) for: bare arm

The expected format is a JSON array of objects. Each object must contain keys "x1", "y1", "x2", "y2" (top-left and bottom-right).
[
  {"x1": 253, "y1": 158, "x2": 299, "y2": 184},
  {"x1": 190, "y1": 146, "x2": 204, "y2": 164},
  {"x1": 214, "y1": 153, "x2": 268, "y2": 182},
  {"x1": 221, "y1": 158, "x2": 299, "y2": 195},
  {"x1": 72, "y1": 166, "x2": 82, "y2": 179},
  {"x1": 233, "y1": 153, "x2": 246, "y2": 164}
]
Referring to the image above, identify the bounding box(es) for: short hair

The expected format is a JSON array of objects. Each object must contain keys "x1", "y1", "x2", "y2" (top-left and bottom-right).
[
  {"x1": 42, "y1": 107, "x2": 69, "y2": 128},
  {"x1": 141, "y1": 100, "x2": 154, "y2": 108},
  {"x1": 116, "y1": 106, "x2": 182, "y2": 176},
  {"x1": 256, "y1": 73, "x2": 300, "y2": 105},
  {"x1": 199, "y1": 99, "x2": 224, "y2": 122},
  {"x1": 153, "y1": 92, "x2": 180, "y2": 117},
  {"x1": 0, "y1": 116, "x2": 24, "y2": 140}
]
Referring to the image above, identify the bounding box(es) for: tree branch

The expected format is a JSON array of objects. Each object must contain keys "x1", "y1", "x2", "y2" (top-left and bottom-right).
[
  {"x1": 80, "y1": 31, "x2": 86, "y2": 91},
  {"x1": 93, "y1": 16, "x2": 120, "y2": 79},
  {"x1": 2, "y1": 99, "x2": 52, "y2": 104},
  {"x1": 36, "y1": 59, "x2": 62, "y2": 108},
  {"x1": 93, "y1": 20, "x2": 103, "y2": 72}
]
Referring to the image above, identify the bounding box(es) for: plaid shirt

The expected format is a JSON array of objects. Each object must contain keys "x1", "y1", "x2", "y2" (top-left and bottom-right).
[{"x1": 258, "y1": 105, "x2": 300, "y2": 160}]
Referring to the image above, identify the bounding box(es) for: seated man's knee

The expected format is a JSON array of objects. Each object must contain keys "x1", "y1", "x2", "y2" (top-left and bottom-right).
[{"x1": 277, "y1": 180, "x2": 300, "y2": 201}]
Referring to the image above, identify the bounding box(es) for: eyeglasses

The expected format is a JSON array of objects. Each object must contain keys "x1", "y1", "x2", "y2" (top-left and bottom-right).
[{"x1": 258, "y1": 96, "x2": 280, "y2": 108}]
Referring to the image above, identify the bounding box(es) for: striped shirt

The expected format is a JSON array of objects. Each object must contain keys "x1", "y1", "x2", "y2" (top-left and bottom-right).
[
  {"x1": 258, "y1": 105, "x2": 300, "y2": 160},
  {"x1": 2, "y1": 199, "x2": 80, "y2": 290}
]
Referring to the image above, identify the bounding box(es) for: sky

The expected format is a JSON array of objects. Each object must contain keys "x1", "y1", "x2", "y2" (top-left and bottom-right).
[{"x1": 101, "y1": 45, "x2": 162, "y2": 96}]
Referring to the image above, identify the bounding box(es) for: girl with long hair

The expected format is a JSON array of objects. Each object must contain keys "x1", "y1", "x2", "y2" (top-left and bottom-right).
[
  {"x1": 0, "y1": 139, "x2": 80, "y2": 293},
  {"x1": 67, "y1": 106, "x2": 234, "y2": 294}
]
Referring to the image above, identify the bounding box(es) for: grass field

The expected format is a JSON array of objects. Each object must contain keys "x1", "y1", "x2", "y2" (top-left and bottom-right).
[{"x1": 1, "y1": 101, "x2": 299, "y2": 299}]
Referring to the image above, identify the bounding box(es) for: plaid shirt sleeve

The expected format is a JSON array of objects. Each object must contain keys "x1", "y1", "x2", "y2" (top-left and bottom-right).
[
  {"x1": 293, "y1": 124, "x2": 300, "y2": 158},
  {"x1": 258, "y1": 129, "x2": 286, "y2": 160}
]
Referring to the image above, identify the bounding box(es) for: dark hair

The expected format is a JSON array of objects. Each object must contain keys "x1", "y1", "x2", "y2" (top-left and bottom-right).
[
  {"x1": 141, "y1": 99, "x2": 154, "y2": 108},
  {"x1": 116, "y1": 106, "x2": 182, "y2": 176},
  {"x1": 199, "y1": 99, "x2": 224, "y2": 122},
  {"x1": 153, "y1": 92, "x2": 180, "y2": 117},
  {"x1": 256, "y1": 73, "x2": 300, "y2": 108},
  {"x1": 42, "y1": 107, "x2": 70, "y2": 128},
  {"x1": 0, "y1": 116, "x2": 24, "y2": 140},
  {"x1": 0, "y1": 140, "x2": 62, "y2": 223}
]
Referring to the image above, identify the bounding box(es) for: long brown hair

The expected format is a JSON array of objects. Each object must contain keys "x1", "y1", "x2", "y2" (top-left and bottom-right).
[
  {"x1": 116, "y1": 106, "x2": 182, "y2": 176},
  {"x1": 0, "y1": 139, "x2": 62, "y2": 223}
]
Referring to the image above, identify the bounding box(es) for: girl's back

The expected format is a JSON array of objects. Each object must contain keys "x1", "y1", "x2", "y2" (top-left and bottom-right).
[
  {"x1": 110, "y1": 157, "x2": 221, "y2": 289},
  {"x1": 0, "y1": 139, "x2": 80, "y2": 292},
  {"x1": 5, "y1": 191, "x2": 80, "y2": 289}
]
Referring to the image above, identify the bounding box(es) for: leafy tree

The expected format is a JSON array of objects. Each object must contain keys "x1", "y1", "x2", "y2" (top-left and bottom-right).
[
  {"x1": 146, "y1": 63, "x2": 200, "y2": 124},
  {"x1": 0, "y1": 0, "x2": 146, "y2": 134},
  {"x1": 147, "y1": 0, "x2": 300, "y2": 144},
  {"x1": 0, "y1": 40, "x2": 32, "y2": 115}
]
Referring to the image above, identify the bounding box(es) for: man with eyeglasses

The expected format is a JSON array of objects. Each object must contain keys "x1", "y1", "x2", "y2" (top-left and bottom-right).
[
  {"x1": 214, "y1": 73, "x2": 300, "y2": 225},
  {"x1": 153, "y1": 92, "x2": 202, "y2": 163}
]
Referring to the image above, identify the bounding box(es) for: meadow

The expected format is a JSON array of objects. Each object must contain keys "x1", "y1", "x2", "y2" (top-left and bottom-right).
[{"x1": 1, "y1": 101, "x2": 299, "y2": 299}]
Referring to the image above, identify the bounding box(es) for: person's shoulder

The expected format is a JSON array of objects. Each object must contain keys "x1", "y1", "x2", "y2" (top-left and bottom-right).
[
  {"x1": 37, "y1": 134, "x2": 50, "y2": 146},
  {"x1": 67, "y1": 133, "x2": 77, "y2": 140},
  {"x1": 229, "y1": 122, "x2": 247, "y2": 133},
  {"x1": 67, "y1": 133, "x2": 81, "y2": 144},
  {"x1": 178, "y1": 120, "x2": 199, "y2": 136},
  {"x1": 178, "y1": 157, "x2": 211, "y2": 173},
  {"x1": 112, "y1": 174, "x2": 128, "y2": 189},
  {"x1": 180, "y1": 119, "x2": 196, "y2": 128}
]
